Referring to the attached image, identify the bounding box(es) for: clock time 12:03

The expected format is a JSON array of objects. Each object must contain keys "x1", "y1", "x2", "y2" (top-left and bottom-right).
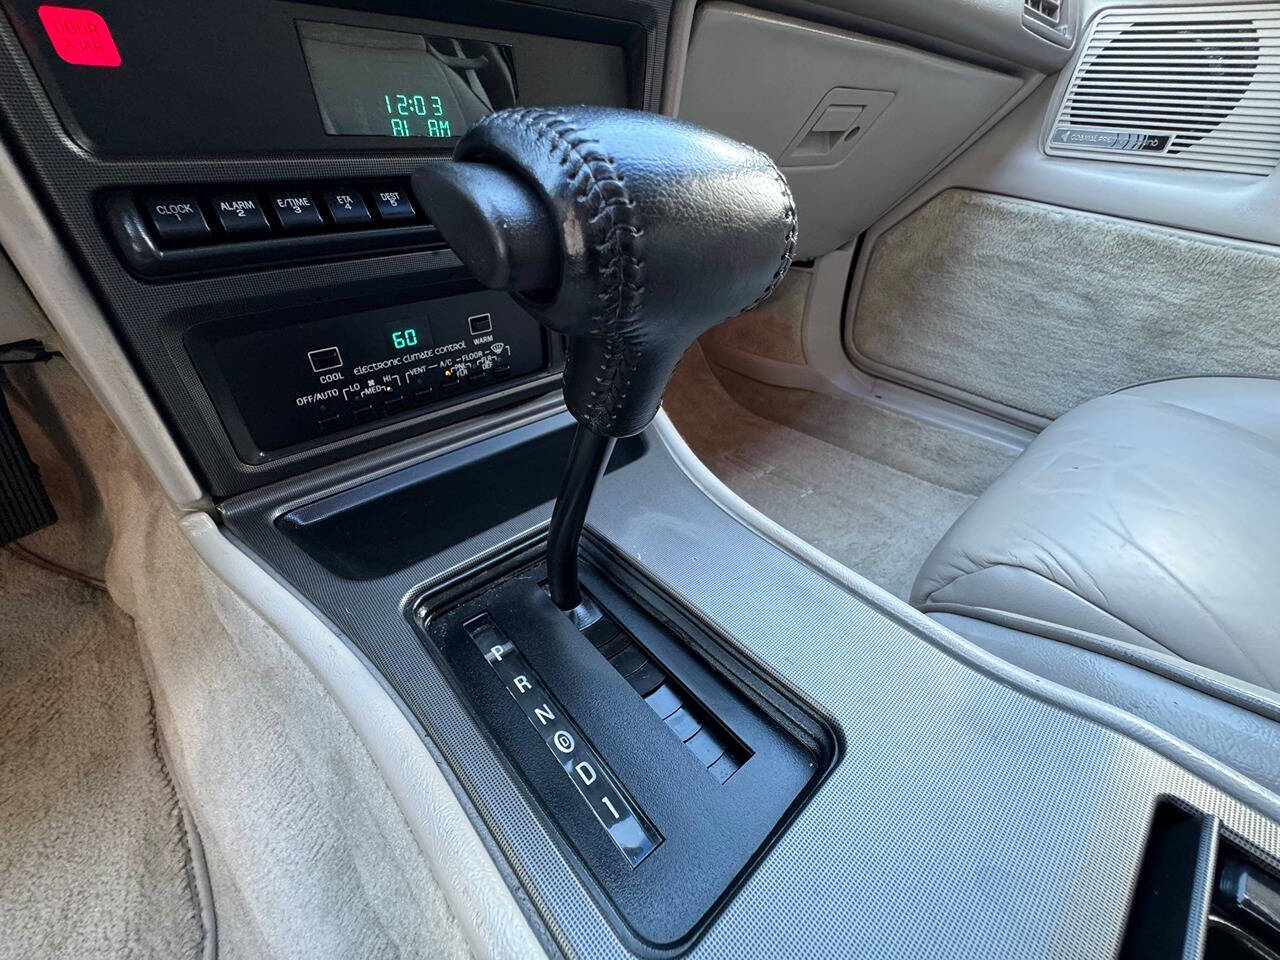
[{"x1": 384, "y1": 93, "x2": 452, "y2": 138}]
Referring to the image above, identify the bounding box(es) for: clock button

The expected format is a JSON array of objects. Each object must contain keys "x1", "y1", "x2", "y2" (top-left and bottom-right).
[{"x1": 143, "y1": 195, "x2": 211, "y2": 244}]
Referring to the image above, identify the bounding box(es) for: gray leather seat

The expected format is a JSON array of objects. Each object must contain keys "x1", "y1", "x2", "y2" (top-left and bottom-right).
[{"x1": 912, "y1": 376, "x2": 1280, "y2": 692}]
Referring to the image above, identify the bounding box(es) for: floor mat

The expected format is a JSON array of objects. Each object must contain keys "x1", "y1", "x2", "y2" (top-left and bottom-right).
[
  {"x1": 0, "y1": 548, "x2": 206, "y2": 960},
  {"x1": 664, "y1": 347, "x2": 1016, "y2": 599}
]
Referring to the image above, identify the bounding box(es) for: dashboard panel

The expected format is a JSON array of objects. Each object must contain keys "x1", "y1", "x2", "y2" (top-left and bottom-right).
[{"x1": 0, "y1": 0, "x2": 667, "y2": 497}]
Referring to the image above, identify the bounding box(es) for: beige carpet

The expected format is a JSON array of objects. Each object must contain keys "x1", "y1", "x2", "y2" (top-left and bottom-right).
[
  {"x1": 0, "y1": 546, "x2": 206, "y2": 960},
  {"x1": 664, "y1": 346, "x2": 1015, "y2": 599}
]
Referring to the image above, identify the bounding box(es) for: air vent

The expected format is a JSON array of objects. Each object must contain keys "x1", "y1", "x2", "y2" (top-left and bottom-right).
[
  {"x1": 1047, "y1": 3, "x2": 1280, "y2": 175},
  {"x1": 1026, "y1": 0, "x2": 1063, "y2": 28}
]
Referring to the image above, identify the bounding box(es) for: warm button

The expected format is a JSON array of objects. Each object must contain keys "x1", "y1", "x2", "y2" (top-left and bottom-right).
[
  {"x1": 267, "y1": 190, "x2": 324, "y2": 231},
  {"x1": 209, "y1": 193, "x2": 270, "y2": 238},
  {"x1": 143, "y1": 195, "x2": 211, "y2": 244}
]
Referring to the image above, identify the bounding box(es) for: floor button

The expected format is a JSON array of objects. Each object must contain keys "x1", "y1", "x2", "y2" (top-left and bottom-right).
[
  {"x1": 583, "y1": 617, "x2": 621, "y2": 647},
  {"x1": 608, "y1": 644, "x2": 648, "y2": 678},
  {"x1": 626, "y1": 662, "x2": 666, "y2": 697},
  {"x1": 709, "y1": 752, "x2": 741, "y2": 784}
]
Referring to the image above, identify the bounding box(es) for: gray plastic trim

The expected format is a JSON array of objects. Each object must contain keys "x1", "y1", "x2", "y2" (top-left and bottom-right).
[
  {"x1": 839, "y1": 0, "x2": 1280, "y2": 428},
  {"x1": 924, "y1": 603, "x2": 1280, "y2": 726},
  {"x1": 180, "y1": 512, "x2": 547, "y2": 960},
  {"x1": 0, "y1": 135, "x2": 204, "y2": 508},
  {"x1": 650, "y1": 409, "x2": 1280, "y2": 821},
  {"x1": 674, "y1": 2, "x2": 1034, "y2": 259}
]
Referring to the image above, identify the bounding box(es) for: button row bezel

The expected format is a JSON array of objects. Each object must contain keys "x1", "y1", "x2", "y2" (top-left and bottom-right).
[
  {"x1": 141, "y1": 181, "x2": 422, "y2": 247},
  {"x1": 100, "y1": 185, "x2": 445, "y2": 280}
]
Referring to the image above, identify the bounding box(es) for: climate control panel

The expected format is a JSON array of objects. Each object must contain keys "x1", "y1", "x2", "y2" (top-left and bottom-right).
[{"x1": 187, "y1": 287, "x2": 551, "y2": 462}]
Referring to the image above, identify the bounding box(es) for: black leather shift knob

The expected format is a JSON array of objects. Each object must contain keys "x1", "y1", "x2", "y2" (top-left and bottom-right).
[{"x1": 412, "y1": 106, "x2": 796, "y2": 437}]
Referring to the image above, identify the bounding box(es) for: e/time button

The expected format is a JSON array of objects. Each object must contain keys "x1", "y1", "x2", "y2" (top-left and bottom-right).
[{"x1": 267, "y1": 190, "x2": 324, "y2": 231}]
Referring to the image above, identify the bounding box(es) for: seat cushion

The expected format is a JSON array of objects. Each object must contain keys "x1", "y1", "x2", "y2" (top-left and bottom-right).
[{"x1": 911, "y1": 377, "x2": 1280, "y2": 691}]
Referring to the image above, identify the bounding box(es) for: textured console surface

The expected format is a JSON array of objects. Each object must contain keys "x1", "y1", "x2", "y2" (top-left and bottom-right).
[{"x1": 225, "y1": 407, "x2": 1280, "y2": 960}]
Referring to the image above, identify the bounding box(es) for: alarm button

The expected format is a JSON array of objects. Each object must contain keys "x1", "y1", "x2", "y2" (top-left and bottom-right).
[
  {"x1": 143, "y1": 196, "x2": 211, "y2": 244},
  {"x1": 372, "y1": 188, "x2": 417, "y2": 222},
  {"x1": 320, "y1": 189, "x2": 372, "y2": 227},
  {"x1": 267, "y1": 189, "x2": 324, "y2": 231},
  {"x1": 209, "y1": 193, "x2": 270, "y2": 237}
]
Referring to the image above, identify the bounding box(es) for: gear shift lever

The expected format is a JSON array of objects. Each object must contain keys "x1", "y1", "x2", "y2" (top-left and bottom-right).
[{"x1": 412, "y1": 107, "x2": 796, "y2": 610}]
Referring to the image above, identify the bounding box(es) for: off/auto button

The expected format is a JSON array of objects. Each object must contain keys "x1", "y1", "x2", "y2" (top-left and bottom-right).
[
  {"x1": 267, "y1": 189, "x2": 324, "y2": 231},
  {"x1": 144, "y1": 196, "x2": 211, "y2": 244}
]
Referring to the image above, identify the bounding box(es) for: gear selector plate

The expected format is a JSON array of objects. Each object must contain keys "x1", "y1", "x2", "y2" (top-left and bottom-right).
[
  {"x1": 463, "y1": 611, "x2": 662, "y2": 866},
  {"x1": 414, "y1": 535, "x2": 837, "y2": 952}
]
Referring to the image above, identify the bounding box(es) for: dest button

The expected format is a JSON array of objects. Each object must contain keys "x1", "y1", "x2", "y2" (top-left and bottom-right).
[
  {"x1": 208, "y1": 193, "x2": 270, "y2": 238},
  {"x1": 267, "y1": 189, "x2": 324, "y2": 231},
  {"x1": 372, "y1": 187, "x2": 417, "y2": 222}
]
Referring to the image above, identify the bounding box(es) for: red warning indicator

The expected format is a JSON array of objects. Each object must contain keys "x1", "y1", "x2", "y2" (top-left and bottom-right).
[{"x1": 37, "y1": 6, "x2": 121, "y2": 67}]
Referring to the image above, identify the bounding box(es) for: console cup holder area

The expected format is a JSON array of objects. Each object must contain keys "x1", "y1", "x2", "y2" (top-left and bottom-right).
[{"x1": 1121, "y1": 798, "x2": 1280, "y2": 960}]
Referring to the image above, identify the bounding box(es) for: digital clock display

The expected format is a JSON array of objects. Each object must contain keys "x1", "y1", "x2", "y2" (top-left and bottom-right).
[{"x1": 298, "y1": 21, "x2": 517, "y2": 140}]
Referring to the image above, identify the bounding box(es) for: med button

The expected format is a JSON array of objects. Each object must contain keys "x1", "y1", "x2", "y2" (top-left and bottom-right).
[
  {"x1": 267, "y1": 189, "x2": 324, "y2": 232},
  {"x1": 144, "y1": 196, "x2": 210, "y2": 244},
  {"x1": 372, "y1": 187, "x2": 417, "y2": 222},
  {"x1": 209, "y1": 193, "x2": 270, "y2": 238}
]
